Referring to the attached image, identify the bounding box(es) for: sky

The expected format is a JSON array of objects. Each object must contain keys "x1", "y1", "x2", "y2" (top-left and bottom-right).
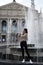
[{"x1": 0, "y1": 0, "x2": 43, "y2": 12}]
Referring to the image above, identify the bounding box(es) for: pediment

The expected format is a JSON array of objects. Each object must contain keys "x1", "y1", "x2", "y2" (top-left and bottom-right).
[
  {"x1": 0, "y1": 2, "x2": 28, "y2": 18},
  {"x1": 0, "y1": 2, "x2": 28, "y2": 10}
]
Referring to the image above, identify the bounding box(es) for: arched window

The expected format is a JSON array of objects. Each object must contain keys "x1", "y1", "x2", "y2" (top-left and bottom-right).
[
  {"x1": 22, "y1": 19, "x2": 25, "y2": 27},
  {"x1": 12, "y1": 20, "x2": 17, "y2": 31},
  {"x1": 2, "y1": 20, "x2": 7, "y2": 32}
]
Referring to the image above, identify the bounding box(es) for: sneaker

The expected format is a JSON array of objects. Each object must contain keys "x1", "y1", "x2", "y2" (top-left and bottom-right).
[
  {"x1": 22, "y1": 59, "x2": 25, "y2": 63},
  {"x1": 29, "y1": 59, "x2": 33, "y2": 64}
]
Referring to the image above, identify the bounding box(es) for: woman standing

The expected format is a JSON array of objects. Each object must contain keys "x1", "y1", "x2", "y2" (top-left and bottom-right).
[{"x1": 19, "y1": 28, "x2": 32, "y2": 63}]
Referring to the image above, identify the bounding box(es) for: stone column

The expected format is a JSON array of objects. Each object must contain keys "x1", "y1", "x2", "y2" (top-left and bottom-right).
[
  {"x1": 0, "y1": 20, "x2": 1, "y2": 42},
  {"x1": 7, "y1": 19, "x2": 12, "y2": 42},
  {"x1": 0, "y1": 20, "x2": 1, "y2": 33},
  {"x1": 19, "y1": 19, "x2": 24, "y2": 33},
  {"x1": 6, "y1": 18, "x2": 12, "y2": 54},
  {"x1": 17, "y1": 19, "x2": 21, "y2": 46}
]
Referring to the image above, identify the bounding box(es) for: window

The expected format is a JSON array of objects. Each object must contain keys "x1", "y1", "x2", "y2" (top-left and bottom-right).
[
  {"x1": 2, "y1": 20, "x2": 7, "y2": 32},
  {"x1": 12, "y1": 20, "x2": 17, "y2": 32},
  {"x1": 13, "y1": 20, "x2": 17, "y2": 27},
  {"x1": 22, "y1": 19, "x2": 25, "y2": 27},
  {"x1": 2, "y1": 35, "x2": 6, "y2": 42}
]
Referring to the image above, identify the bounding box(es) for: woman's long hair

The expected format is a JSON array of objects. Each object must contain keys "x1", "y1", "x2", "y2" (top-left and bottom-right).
[{"x1": 24, "y1": 28, "x2": 28, "y2": 33}]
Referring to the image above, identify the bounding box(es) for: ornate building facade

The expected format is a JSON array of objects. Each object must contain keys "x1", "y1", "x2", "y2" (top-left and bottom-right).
[{"x1": 0, "y1": 0, "x2": 43, "y2": 62}]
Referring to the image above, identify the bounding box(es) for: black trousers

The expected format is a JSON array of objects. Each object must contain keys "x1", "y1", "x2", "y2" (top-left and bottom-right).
[{"x1": 20, "y1": 41, "x2": 31, "y2": 60}]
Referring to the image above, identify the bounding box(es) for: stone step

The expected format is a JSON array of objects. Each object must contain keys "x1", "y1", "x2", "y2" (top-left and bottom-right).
[{"x1": 0, "y1": 60, "x2": 43, "y2": 65}]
